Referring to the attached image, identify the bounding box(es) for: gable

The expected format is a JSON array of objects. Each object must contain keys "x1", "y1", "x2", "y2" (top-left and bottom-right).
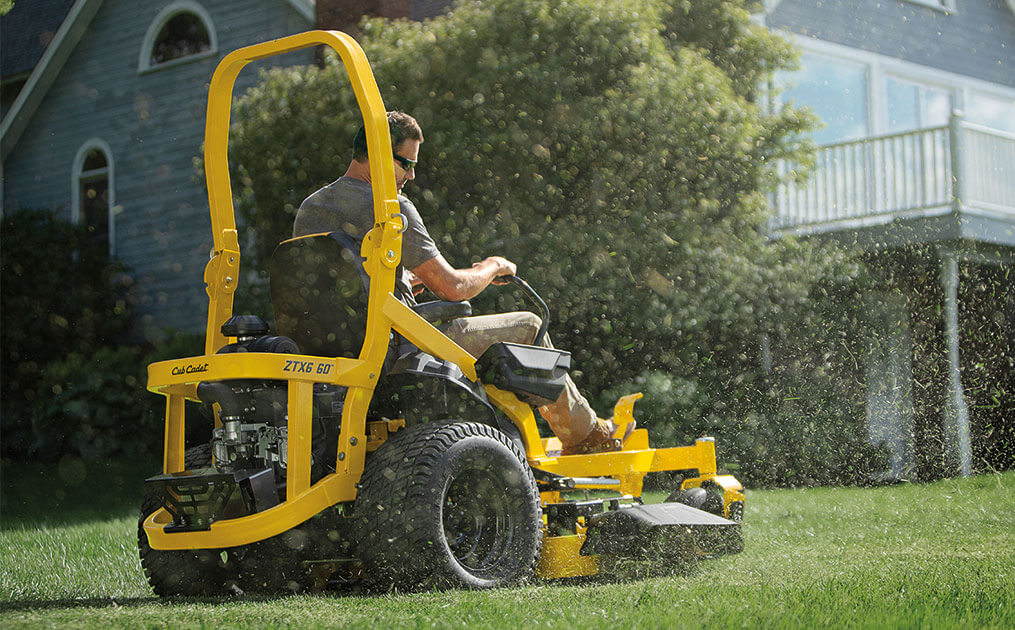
[
  {"x1": 1, "y1": 0, "x2": 103, "y2": 159},
  {"x1": 0, "y1": 0, "x2": 314, "y2": 159}
]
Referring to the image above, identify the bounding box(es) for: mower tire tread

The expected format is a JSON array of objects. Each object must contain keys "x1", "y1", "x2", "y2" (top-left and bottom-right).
[{"x1": 353, "y1": 421, "x2": 542, "y2": 591}]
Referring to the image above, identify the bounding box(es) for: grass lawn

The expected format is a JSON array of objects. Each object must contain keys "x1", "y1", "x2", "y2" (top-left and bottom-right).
[{"x1": 2, "y1": 458, "x2": 1013, "y2": 629}]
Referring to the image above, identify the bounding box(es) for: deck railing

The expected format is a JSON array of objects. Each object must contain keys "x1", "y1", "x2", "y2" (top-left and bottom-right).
[{"x1": 772, "y1": 113, "x2": 1015, "y2": 231}]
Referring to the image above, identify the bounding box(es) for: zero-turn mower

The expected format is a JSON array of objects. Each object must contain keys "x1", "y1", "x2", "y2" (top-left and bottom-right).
[{"x1": 138, "y1": 30, "x2": 744, "y2": 595}]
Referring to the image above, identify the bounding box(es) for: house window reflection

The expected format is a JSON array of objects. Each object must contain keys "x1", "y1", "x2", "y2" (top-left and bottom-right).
[
  {"x1": 885, "y1": 77, "x2": 951, "y2": 133},
  {"x1": 150, "y1": 11, "x2": 211, "y2": 66},
  {"x1": 780, "y1": 52, "x2": 869, "y2": 144},
  {"x1": 139, "y1": 2, "x2": 217, "y2": 72},
  {"x1": 77, "y1": 148, "x2": 112, "y2": 255},
  {"x1": 966, "y1": 93, "x2": 1015, "y2": 133}
]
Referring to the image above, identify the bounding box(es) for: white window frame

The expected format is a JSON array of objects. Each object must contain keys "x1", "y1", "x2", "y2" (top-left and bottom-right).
[
  {"x1": 782, "y1": 35, "x2": 1015, "y2": 138},
  {"x1": 901, "y1": 0, "x2": 957, "y2": 13},
  {"x1": 71, "y1": 138, "x2": 116, "y2": 257},
  {"x1": 138, "y1": 1, "x2": 218, "y2": 74}
]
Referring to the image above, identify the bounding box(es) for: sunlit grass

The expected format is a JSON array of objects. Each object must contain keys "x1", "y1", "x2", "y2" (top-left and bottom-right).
[{"x1": 2, "y1": 466, "x2": 1013, "y2": 628}]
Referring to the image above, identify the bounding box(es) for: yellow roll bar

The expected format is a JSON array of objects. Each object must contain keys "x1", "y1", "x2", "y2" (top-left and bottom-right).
[
  {"x1": 200, "y1": 30, "x2": 403, "y2": 357},
  {"x1": 146, "y1": 31, "x2": 410, "y2": 550}
]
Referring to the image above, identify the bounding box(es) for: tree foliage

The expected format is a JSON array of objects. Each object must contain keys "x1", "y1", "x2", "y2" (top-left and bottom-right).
[{"x1": 229, "y1": 0, "x2": 880, "y2": 486}]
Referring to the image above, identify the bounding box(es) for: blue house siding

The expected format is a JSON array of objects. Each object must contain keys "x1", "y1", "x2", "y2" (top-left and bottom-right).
[
  {"x1": 768, "y1": 0, "x2": 1015, "y2": 89},
  {"x1": 2, "y1": 0, "x2": 313, "y2": 336}
]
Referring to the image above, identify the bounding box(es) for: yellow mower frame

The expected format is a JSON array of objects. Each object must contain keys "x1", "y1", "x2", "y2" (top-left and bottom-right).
[{"x1": 142, "y1": 31, "x2": 742, "y2": 580}]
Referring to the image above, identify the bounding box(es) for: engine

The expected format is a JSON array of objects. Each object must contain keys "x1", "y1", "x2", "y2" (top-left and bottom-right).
[
  {"x1": 206, "y1": 382, "x2": 290, "y2": 475},
  {"x1": 198, "y1": 315, "x2": 340, "y2": 488},
  {"x1": 146, "y1": 315, "x2": 342, "y2": 532}
]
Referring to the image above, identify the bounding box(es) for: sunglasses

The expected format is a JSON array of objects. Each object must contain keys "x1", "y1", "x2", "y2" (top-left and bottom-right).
[{"x1": 393, "y1": 153, "x2": 417, "y2": 172}]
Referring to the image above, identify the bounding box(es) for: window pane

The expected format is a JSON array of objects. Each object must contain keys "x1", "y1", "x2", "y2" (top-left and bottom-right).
[
  {"x1": 81, "y1": 177, "x2": 109, "y2": 254},
  {"x1": 966, "y1": 93, "x2": 1015, "y2": 133},
  {"x1": 151, "y1": 12, "x2": 211, "y2": 66},
  {"x1": 781, "y1": 52, "x2": 868, "y2": 144},
  {"x1": 82, "y1": 149, "x2": 107, "y2": 171},
  {"x1": 920, "y1": 87, "x2": 950, "y2": 127},
  {"x1": 886, "y1": 77, "x2": 919, "y2": 133},
  {"x1": 886, "y1": 77, "x2": 951, "y2": 132}
]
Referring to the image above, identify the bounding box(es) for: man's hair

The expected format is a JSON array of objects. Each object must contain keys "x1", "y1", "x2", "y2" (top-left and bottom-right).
[{"x1": 352, "y1": 111, "x2": 423, "y2": 161}]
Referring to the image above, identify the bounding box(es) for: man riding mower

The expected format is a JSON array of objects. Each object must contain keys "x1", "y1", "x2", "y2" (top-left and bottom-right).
[{"x1": 138, "y1": 30, "x2": 744, "y2": 596}]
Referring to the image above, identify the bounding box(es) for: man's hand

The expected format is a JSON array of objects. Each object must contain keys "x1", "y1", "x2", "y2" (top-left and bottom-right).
[{"x1": 475, "y1": 256, "x2": 516, "y2": 284}]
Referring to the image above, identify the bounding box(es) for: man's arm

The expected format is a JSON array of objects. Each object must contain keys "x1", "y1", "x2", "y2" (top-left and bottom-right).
[{"x1": 412, "y1": 254, "x2": 516, "y2": 302}]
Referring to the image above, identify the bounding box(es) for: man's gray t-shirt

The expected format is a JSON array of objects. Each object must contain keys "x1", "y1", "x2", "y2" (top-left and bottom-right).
[{"x1": 293, "y1": 176, "x2": 441, "y2": 303}]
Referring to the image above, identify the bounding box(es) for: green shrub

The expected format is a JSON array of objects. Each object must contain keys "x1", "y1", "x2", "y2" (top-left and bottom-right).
[
  {"x1": 32, "y1": 346, "x2": 151, "y2": 460},
  {"x1": 29, "y1": 332, "x2": 205, "y2": 462},
  {"x1": 1, "y1": 209, "x2": 132, "y2": 458}
]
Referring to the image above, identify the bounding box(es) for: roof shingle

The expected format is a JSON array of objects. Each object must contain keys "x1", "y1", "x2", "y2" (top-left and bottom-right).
[{"x1": 1, "y1": 0, "x2": 77, "y2": 79}]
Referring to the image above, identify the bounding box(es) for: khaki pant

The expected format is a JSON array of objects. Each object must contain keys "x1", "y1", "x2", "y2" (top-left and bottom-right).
[{"x1": 444, "y1": 312, "x2": 597, "y2": 448}]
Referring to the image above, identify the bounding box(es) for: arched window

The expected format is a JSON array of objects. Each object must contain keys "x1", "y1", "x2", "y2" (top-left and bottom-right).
[
  {"x1": 151, "y1": 12, "x2": 210, "y2": 65},
  {"x1": 72, "y1": 140, "x2": 115, "y2": 256},
  {"x1": 139, "y1": 2, "x2": 217, "y2": 72}
]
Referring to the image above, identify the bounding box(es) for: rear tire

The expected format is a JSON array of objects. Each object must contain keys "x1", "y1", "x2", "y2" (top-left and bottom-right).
[
  {"x1": 354, "y1": 422, "x2": 542, "y2": 591},
  {"x1": 137, "y1": 444, "x2": 233, "y2": 597}
]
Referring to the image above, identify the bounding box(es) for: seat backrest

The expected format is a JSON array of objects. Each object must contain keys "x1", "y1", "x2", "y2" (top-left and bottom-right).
[{"x1": 270, "y1": 232, "x2": 370, "y2": 358}]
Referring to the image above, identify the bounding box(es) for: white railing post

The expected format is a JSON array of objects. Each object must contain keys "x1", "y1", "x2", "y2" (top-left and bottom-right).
[{"x1": 948, "y1": 110, "x2": 965, "y2": 213}]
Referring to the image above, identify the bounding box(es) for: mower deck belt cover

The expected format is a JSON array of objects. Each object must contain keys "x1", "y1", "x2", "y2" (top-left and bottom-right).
[{"x1": 476, "y1": 342, "x2": 571, "y2": 406}]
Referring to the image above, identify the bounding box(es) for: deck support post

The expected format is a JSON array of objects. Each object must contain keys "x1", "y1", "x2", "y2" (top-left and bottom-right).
[{"x1": 939, "y1": 250, "x2": 972, "y2": 477}]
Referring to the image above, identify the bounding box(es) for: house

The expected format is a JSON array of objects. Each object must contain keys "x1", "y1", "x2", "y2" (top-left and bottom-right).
[
  {"x1": 1, "y1": 0, "x2": 321, "y2": 337},
  {"x1": 1, "y1": 0, "x2": 451, "y2": 339},
  {"x1": 756, "y1": 0, "x2": 1015, "y2": 479}
]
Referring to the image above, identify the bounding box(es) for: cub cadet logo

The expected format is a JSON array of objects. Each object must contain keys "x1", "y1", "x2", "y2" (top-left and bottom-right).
[
  {"x1": 171, "y1": 363, "x2": 209, "y2": 375},
  {"x1": 283, "y1": 359, "x2": 332, "y2": 375}
]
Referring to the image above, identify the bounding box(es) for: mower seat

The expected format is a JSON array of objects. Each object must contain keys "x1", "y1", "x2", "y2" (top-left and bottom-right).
[
  {"x1": 411, "y1": 299, "x2": 472, "y2": 326},
  {"x1": 269, "y1": 232, "x2": 471, "y2": 358}
]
